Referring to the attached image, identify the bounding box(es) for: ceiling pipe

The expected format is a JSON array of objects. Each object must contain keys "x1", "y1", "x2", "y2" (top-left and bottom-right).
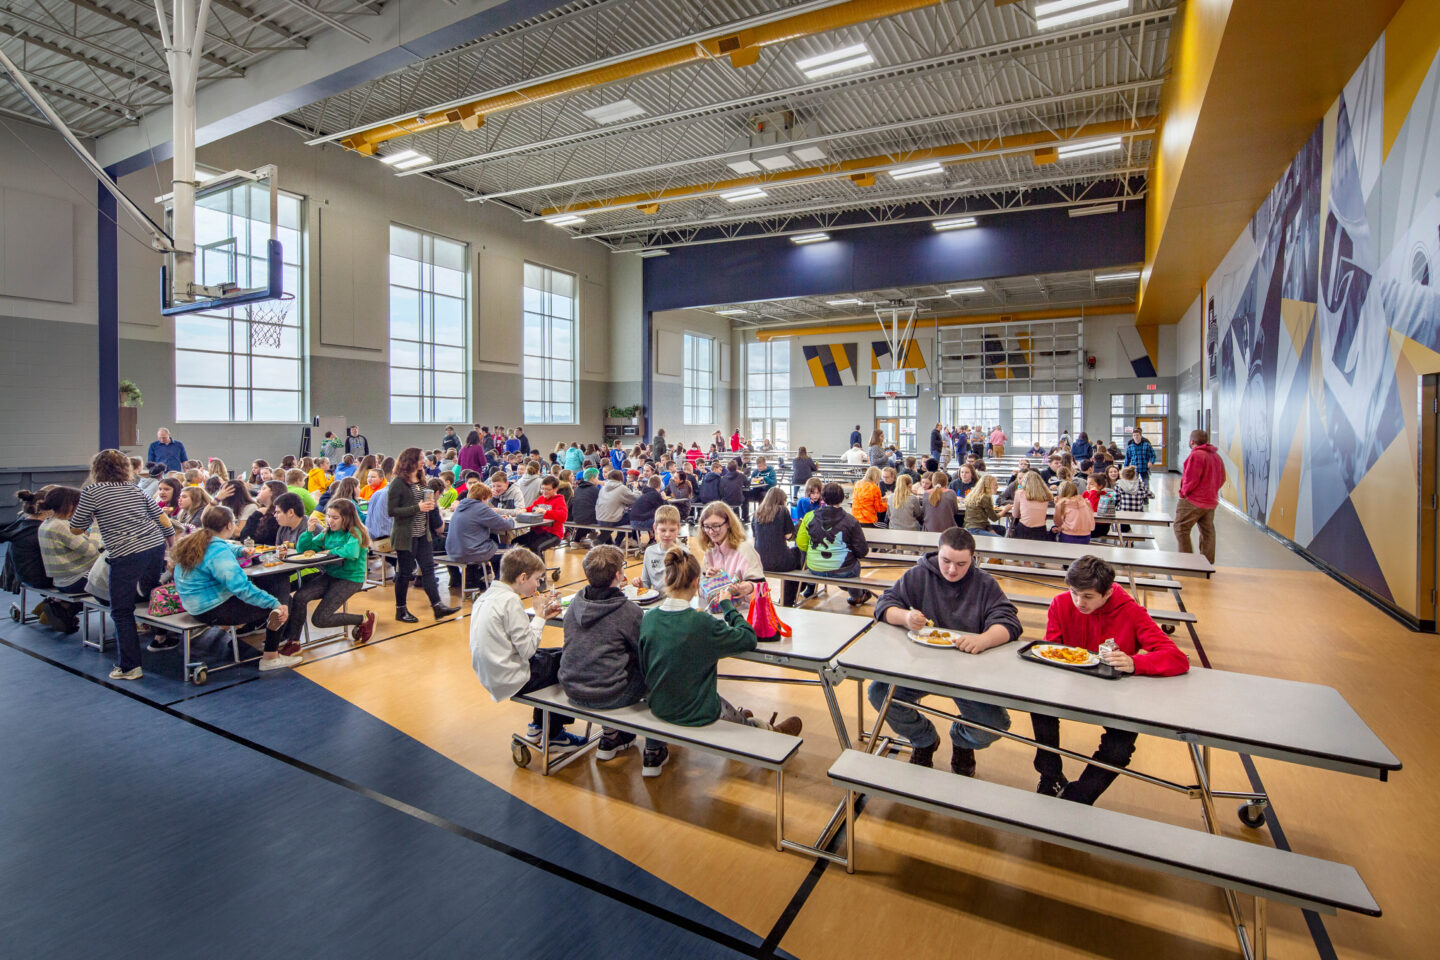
[
  {"x1": 333, "y1": 0, "x2": 949, "y2": 155},
  {"x1": 753, "y1": 303, "x2": 1136, "y2": 340},
  {"x1": 535, "y1": 120, "x2": 1155, "y2": 217}
]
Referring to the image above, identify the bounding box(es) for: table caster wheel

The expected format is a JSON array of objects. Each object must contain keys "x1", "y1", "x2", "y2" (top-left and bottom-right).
[
  {"x1": 1161, "y1": 624, "x2": 1176, "y2": 635},
  {"x1": 1238, "y1": 801, "x2": 1266, "y2": 828},
  {"x1": 9, "y1": 603, "x2": 20, "y2": 622},
  {"x1": 191, "y1": 664, "x2": 208, "y2": 686},
  {"x1": 512, "y1": 741, "x2": 532, "y2": 768}
]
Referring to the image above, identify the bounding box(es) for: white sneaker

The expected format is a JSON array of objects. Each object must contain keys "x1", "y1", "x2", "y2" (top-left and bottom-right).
[
  {"x1": 108, "y1": 665, "x2": 143, "y2": 680},
  {"x1": 258, "y1": 653, "x2": 303, "y2": 672}
]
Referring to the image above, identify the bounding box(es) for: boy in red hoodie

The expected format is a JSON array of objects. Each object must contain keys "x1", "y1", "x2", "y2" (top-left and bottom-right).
[
  {"x1": 1033, "y1": 556, "x2": 1190, "y2": 804},
  {"x1": 1175, "y1": 429, "x2": 1226, "y2": 563}
]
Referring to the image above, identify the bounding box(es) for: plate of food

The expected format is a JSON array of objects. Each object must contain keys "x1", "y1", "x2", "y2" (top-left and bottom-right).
[
  {"x1": 623, "y1": 585, "x2": 661, "y2": 604},
  {"x1": 1028, "y1": 643, "x2": 1101, "y2": 668},
  {"x1": 281, "y1": 550, "x2": 330, "y2": 564},
  {"x1": 907, "y1": 626, "x2": 962, "y2": 648}
]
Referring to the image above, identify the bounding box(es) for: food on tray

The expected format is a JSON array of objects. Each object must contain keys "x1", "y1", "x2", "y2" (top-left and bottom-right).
[
  {"x1": 1037, "y1": 645, "x2": 1094, "y2": 665},
  {"x1": 262, "y1": 561, "x2": 282, "y2": 568},
  {"x1": 917, "y1": 627, "x2": 958, "y2": 645},
  {"x1": 302, "y1": 550, "x2": 318, "y2": 558}
]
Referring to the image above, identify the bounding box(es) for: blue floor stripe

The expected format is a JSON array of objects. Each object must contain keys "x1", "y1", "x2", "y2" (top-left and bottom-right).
[{"x1": 0, "y1": 644, "x2": 757, "y2": 959}]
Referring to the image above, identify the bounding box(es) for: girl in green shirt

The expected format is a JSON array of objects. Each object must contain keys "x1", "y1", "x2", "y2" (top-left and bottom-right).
[{"x1": 281, "y1": 498, "x2": 375, "y2": 649}]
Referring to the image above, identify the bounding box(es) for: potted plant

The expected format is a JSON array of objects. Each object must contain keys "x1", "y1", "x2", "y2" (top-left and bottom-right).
[
  {"x1": 118, "y1": 379, "x2": 142, "y2": 446},
  {"x1": 119, "y1": 379, "x2": 143, "y2": 407}
]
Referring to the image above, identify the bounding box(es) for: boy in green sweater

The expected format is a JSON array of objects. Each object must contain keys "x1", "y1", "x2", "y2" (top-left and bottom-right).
[
  {"x1": 638, "y1": 547, "x2": 802, "y2": 777},
  {"x1": 281, "y1": 499, "x2": 375, "y2": 652}
]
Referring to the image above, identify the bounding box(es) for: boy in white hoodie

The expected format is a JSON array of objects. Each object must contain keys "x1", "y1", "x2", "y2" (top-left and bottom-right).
[{"x1": 469, "y1": 546, "x2": 585, "y2": 749}]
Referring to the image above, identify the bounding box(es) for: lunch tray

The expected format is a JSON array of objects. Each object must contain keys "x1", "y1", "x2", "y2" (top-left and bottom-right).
[{"x1": 1016, "y1": 641, "x2": 1123, "y2": 681}]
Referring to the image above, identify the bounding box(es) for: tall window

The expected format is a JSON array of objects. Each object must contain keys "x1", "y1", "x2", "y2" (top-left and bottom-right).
[
  {"x1": 941, "y1": 396, "x2": 1000, "y2": 432},
  {"x1": 523, "y1": 263, "x2": 577, "y2": 424},
  {"x1": 874, "y1": 396, "x2": 917, "y2": 451},
  {"x1": 390, "y1": 225, "x2": 468, "y2": 423},
  {"x1": 174, "y1": 188, "x2": 305, "y2": 422},
  {"x1": 1071, "y1": 393, "x2": 1085, "y2": 438},
  {"x1": 1110, "y1": 392, "x2": 1168, "y2": 446},
  {"x1": 746, "y1": 341, "x2": 789, "y2": 446},
  {"x1": 684, "y1": 333, "x2": 715, "y2": 425},
  {"x1": 1011, "y1": 394, "x2": 1060, "y2": 449}
]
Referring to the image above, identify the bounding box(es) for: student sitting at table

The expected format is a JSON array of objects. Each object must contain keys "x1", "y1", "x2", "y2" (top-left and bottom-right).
[
  {"x1": 851, "y1": 466, "x2": 887, "y2": 528},
  {"x1": 745, "y1": 456, "x2": 777, "y2": 516},
  {"x1": 156, "y1": 477, "x2": 183, "y2": 517},
  {"x1": 1006, "y1": 471, "x2": 1053, "y2": 540},
  {"x1": 445, "y1": 480, "x2": 514, "y2": 587},
  {"x1": 357, "y1": 468, "x2": 385, "y2": 502},
  {"x1": 172, "y1": 505, "x2": 300, "y2": 672},
  {"x1": 886, "y1": 474, "x2": 924, "y2": 532},
  {"x1": 1032, "y1": 556, "x2": 1191, "y2": 803},
  {"x1": 435, "y1": 472, "x2": 459, "y2": 511},
  {"x1": 627, "y1": 476, "x2": 666, "y2": 544},
  {"x1": 718, "y1": 458, "x2": 748, "y2": 521},
  {"x1": 871, "y1": 526, "x2": 1022, "y2": 776},
  {"x1": 1026, "y1": 441, "x2": 1045, "y2": 458},
  {"x1": 283, "y1": 498, "x2": 376, "y2": 648},
  {"x1": 1082, "y1": 474, "x2": 1112, "y2": 540},
  {"x1": 559, "y1": 544, "x2": 655, "y2": 763},
  {"x1": 751, "y1": 486, "x2": 802, "y2": 607},
  {"x1": 634, "y1": 504, "x2": 683, "y2": 593},
  {"x1": 470, "y1": 547, "x2": 584, "y2": 753},
  {"x1": 693, "y1": 502, "x2": 764, "y2": 614},
  {"x1": 949, "y1": 462, "x2": 979, "y2": 499},
  {"x1": 1112, "y1": 465, "x2": 1153, "y2": 512},
  {"x1": 639, "y1": 547, "x2": 802, "y2": 776},
  {"x1": 174, "y1": 485, "x2": 213, "y2": 528},
  {"x1": 307, "y1": 460, "x2": 332, "y2": 494},
  {"x1": 512, "y1": 462, "x2": 543, "y2": 509},
  {"x1": 962, "y1": 474, "x2": 1004, "y2": 536},
  {"x1": 284, "y1": 469, "x2": 318, "y2": 514},
  {"x1": 798, "y1": 482, "x2": 871, "y2": 606},
  {"x1": 1051, "y1": 481, "x2": 1096, "y2": 544},
  {"x1": 921, "y1": 472, "x2": 961, "y2": 533},
  {"x1": 795, "y1": 477, "x2": 823, "y2": 520},
  {"x1": 36, "y1": 486, "x2": 103, "y2": 602},
  {"x1": 334, "y1": 454, "x2": 357, "y2": 481},
  {"x1": 567, "y1": 468, "x2": 602, "y2": 541},
  {"x1": 318, "y1": 475, "x2": 359, "y2": 515},
  {"x1": 695, "y1": 461, "x2": 722, "y2": 505},
  {"x1": 595, "y1": 469, "x2": 640, "y2": 542},
  {"x1": 484, "y1": 470, "x2": 520, "y2": 511},
  {"x1": 516, "y1": 475, "x2": 568, "y2": 556}
]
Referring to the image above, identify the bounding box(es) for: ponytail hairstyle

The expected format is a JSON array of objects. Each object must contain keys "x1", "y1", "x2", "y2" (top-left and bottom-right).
[
  {"x1": 928, "y1": 472, "x2": 948, "y2": 507},
  {"x1": 15, "y1": 487, "x2": 52, "y2": 517},
  {"x1": 1057, "y1": 481, "x2": 1079, "y2": 500},
  {"x1": 39, "y1": 485, "x2": 82, "y2": 518},
  {"x1": 174, "y1": 505, "x2": 235, "y2": 572},
  {"x1": 326, "y1": 498, "x2": 370, "y2": 548},
  {"x1": 662, "y1": 545, "x2": 700, "y2": 594}
]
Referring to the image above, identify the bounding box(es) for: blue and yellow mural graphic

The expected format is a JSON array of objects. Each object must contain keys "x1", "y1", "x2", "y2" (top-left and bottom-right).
[
  {"x1": 869, "y1": 340, "x2": 926, "y2": 383},
  {"x1": 803, "y1": 342, "x2": 859, "y2": 386}
]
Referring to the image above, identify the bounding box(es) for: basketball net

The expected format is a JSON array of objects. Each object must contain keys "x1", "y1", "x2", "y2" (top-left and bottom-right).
[{"x1": 246, "y1": 293, "x2": 294, "y2": 349}]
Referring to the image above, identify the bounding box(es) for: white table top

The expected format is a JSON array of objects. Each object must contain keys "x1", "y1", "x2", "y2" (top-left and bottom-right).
[
  {"x1": 734, "y1": 605, "x2": 872, "y2": 668},
  {"x1": 836, "y1": 624, "x2": 1399, "y2": 778},
  {"x1": 863, "y1": 528, "x2": 1212, "y2": 578},
  {"x1": 1046, "y1": 506, "x2": 1173, "y2": 526},
  {"x1": 244, "y1": 552, "x2": 342, "y2": 578}
]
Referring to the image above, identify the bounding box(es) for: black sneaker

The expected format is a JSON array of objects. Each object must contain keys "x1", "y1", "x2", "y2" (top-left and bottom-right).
[
  {"x1": 1037, "y1": 776, "x2": 1067, "y2": 798},
  {"x1": 596, "y1": 730, "x2": 636, "y2": 761},
  {"x1": 642, "y1": 742, "x2": 670, "y2": 777},
  {"x1": 950, "y1": 747, "x2": 976, "y2": 777},
  {"x1": 908, "y1": 741, "x2": 937, "y2": 768},
  {"x1": 146, "y1": 635, "x2": 180, "y2": 653}
]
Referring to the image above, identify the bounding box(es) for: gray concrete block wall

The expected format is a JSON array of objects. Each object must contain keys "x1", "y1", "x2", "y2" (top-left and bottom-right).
[{"x1": 0, "y1": 315, "x2": 99, "y2": 470}]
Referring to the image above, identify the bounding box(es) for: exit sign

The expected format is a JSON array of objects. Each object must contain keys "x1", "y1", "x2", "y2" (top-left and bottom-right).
[{"x1": 1146, "y1": 384, "x2": 1156, "y2": 390}]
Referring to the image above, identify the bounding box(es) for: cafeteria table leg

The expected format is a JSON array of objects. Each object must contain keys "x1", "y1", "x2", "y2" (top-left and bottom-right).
[
  {"x1": 855, "y1": 679, "x2": 865, "y2": 745},
  {"x1": 817, "y1": 667, "x2": 853, "y2": 750},
  {"x1": 1191, "y1": 743, "x2": 1255, "y2": 960},
  {"x1": 775, "y1": 769, "x2": 785, "y2": 852},
  {"x1": 863, "y1": 685, "x2": 897, "y2": 755},
  {"x1": 1253, "y1": 897, "x2": 1267, "y2": 960},
  {"x1": 845, "y1": 788, "x2": 856, "y2": 875}
]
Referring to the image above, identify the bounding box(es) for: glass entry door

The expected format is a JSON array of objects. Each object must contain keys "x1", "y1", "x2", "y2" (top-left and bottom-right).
[
  {"x1": 1136, "y1": 416, "x2": 1167, "y2": 468},
  {"x1": 876, "y1": 418, "x2": 899, "y2": 447}
]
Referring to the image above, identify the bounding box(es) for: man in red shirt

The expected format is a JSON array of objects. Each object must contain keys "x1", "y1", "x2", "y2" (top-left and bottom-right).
[
  {"x1": 1032, "y1": 556, "x2": 1190, "y2": 804},
  {"x1": 1175, "y1": 429, "x2": 1226, "y2": 562}
]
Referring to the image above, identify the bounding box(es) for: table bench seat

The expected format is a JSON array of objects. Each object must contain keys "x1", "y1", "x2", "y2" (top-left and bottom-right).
[{"x1": 828, "y1": 748, "x2": 1379, "y2": 921}]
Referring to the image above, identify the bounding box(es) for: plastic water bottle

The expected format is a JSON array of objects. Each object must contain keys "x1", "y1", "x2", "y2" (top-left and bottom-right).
[{"x1": 243, "y1": 537, "x2": 254, "y2": 552}]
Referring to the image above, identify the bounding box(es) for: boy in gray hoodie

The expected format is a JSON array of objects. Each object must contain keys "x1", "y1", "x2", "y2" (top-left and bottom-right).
[{"x1": 558, "y1": 544, "x2": 656, "y2": 760}]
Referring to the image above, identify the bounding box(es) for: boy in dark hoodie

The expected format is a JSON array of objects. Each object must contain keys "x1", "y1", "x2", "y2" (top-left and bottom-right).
[
  {"x1": 870, "y1": 526, "x2": 1022, "y2": 777},
  {"x1": 558, "y1": 544, "x2": 655, "y2": 761},
  {"x1": 718, "y1": 458, "x2": 748, "y2": 520},
  {"x1": 695, "y1": 461, "x2": 723, "y2": 504}
]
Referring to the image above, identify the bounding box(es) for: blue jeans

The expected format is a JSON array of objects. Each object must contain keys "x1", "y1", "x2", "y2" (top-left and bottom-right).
[
  {"x1": 109, "y1": 545, "x2": 166, "y2": 671},
  {"x1": 867, "y1": 681, "x2": 1011, "y2": 751},
  {"x1": 806, "y1": 561, "x2": 864, "y2": 601}
]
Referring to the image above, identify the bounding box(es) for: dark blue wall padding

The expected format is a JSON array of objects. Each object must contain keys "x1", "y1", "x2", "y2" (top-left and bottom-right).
[
  {"x1": 0, "y1": 644, "x2": 759, "y2": 959},
  {"x1": 641, "y1": 202, "x2": 1146, "y2": 314}
]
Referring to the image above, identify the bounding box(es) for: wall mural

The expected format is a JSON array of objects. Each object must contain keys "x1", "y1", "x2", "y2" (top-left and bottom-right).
[
  {"x1": 869, "y1": 339, "x2": 926, "y2": 383},
  {"x1": 802, "y1": 342, "x2": 859, "y2": 386},
  {"x1": 1208, "y1": 22, "x2": 1440, "y2": 614}
]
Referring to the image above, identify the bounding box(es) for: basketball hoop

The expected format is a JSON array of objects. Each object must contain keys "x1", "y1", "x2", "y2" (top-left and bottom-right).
[
  {"x1": 246, "y1": 293, "x2": 294, "y2": 349},
  {"x1": 883, "y1": 390, "x2": 898, "y2": 401}
]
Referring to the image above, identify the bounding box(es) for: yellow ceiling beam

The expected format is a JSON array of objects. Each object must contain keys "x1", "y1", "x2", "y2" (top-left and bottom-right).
[
  {"x1": 754, "y1": 303, "x2": 1135, "y2": 341},
  {"x1": 339, "y1": 0, "x2": 949, "y2": 155},
  {"x1": 540, "y1": 119, "x2": 1156, "y2": 216}
]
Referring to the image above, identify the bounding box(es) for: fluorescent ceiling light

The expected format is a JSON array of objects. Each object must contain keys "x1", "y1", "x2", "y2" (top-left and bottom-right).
[
  {"x1": 932, "y1": 217, "x2": 977, "y2": 231},
  {"x1": 791, "y1": 233, "x2": 831, "y2": 245},
  {"x1": 714, "y1": 308, "x2": 747, "y2": 315},
  {"x1": 726, "y1": 160, "x2": 761, "y2": 174},
  {"x1": 795, "y1": 43, "x2": 869, "y2": 72},
  {"x1": 394, "y1": 154, "x2": 433, "y2": 170},
  {"x1": 1096, "y1": 270, "x2": 1141, "y2": 281},
  {"x1": 888, "y1": 161, "x2": 945, "y2": 180},
  {"x1": 793, "y1": 146, "x2": 827, "y2": 163},
  {"x1": 1035, "y1": 0, "x2": 1103, "y2": 16},
  {"x1": 380, "y1": 149, "x2": 419, "y2": 166},
  {"x1": 1036, "y1": 0, "x2": 1128, "y2": 31},
  {"x1": 583, "y1": 98, "x2": 647, "y2": 124},
  {"x1": 946, "y1": 285, "x2": 986, "y2": 295},
  {"x1": 636, "y1": 249, "x2": 669, "y2": 258},
  {"x1": 826, "y1": 298, "x2": 862, "y2": 306},
  {"x1": 802, "y1": 54, "x2": 875, "y2": 78},
  {"x1": 757, "y1": 154, "x2": 794, "y2": 171},
  {"x1": 544, "y1": 214, "x2": 586, "y2": 226},
  {"x1": 1069, "y1": 203, "x2": 1119, "y2": 217},
  {"x1": 1057, "y1": 136, "x2": 1123, "y2": 159},
  {"x1": 721, "y1": 187, "x2": 767, "y2": 202}
]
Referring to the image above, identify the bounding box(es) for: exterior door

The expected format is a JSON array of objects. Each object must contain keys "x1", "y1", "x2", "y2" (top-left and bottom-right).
[
  {"x1": 1137, "y1": 416, "x2": 1167, "y2": 468},
  {"x1": 876, "y1": 418, "x2": 899, "y2": 447}
]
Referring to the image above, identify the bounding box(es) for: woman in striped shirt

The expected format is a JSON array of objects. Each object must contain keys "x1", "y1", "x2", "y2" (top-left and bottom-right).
[{"x1": 69, "y1": 450, "x2": 176, "y2": 681}]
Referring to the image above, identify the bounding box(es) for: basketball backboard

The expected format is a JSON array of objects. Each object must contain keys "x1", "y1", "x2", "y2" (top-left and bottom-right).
[{"x1": 159, "y1": 165, "x2": 284, "y2": 315}]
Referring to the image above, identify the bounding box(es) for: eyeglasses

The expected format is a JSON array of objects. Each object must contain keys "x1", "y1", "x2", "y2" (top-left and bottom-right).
[{"x1": 701, "y1": 522, "x2": 728, "y2": 532}]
